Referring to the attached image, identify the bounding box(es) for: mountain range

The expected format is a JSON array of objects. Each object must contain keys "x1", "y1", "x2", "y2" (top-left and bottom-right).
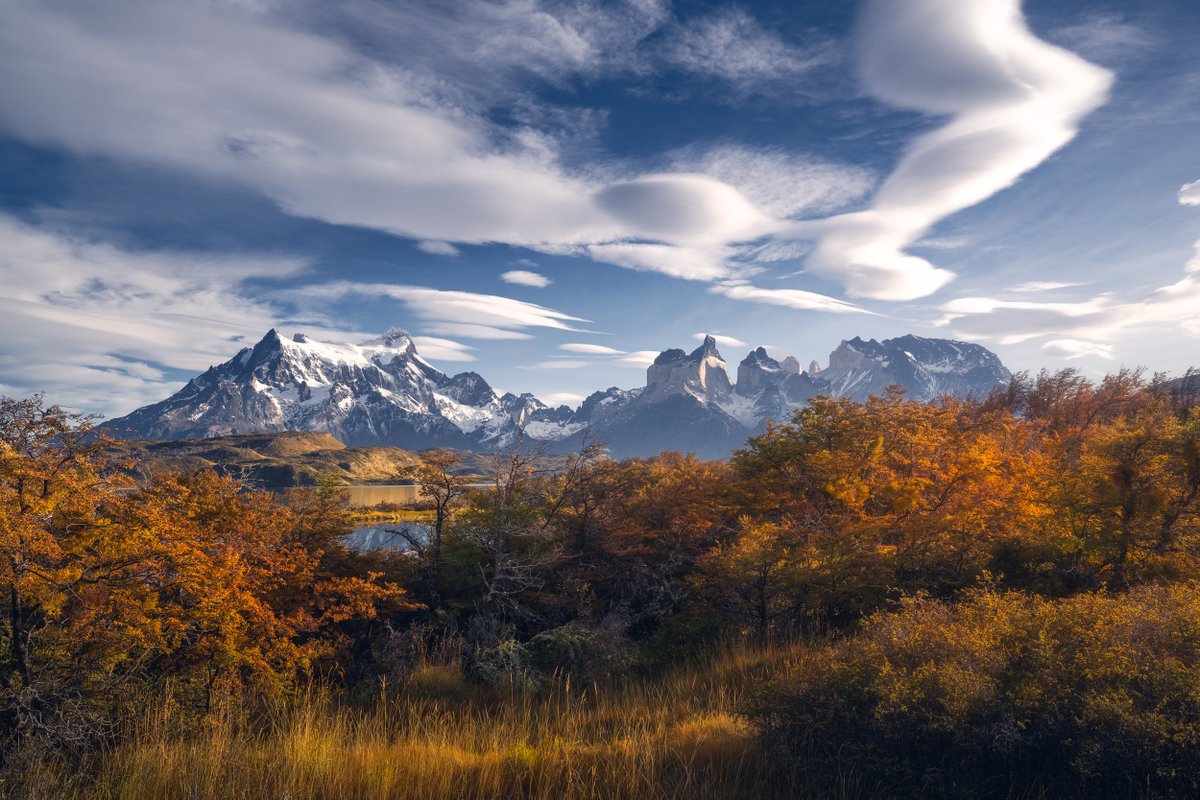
[{"x1": 104, "y1": 328, "x2": 1014, "y2": 459}]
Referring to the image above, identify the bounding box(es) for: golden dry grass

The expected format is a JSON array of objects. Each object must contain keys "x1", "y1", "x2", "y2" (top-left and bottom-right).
[{"x1": 11, "y1": 648, "x2": 796, "y2": 800}]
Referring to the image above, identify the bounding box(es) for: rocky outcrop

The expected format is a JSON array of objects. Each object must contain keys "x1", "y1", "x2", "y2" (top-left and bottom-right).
[{"x1": 644, "y1": 335, "x2": 733, "y2": 403}]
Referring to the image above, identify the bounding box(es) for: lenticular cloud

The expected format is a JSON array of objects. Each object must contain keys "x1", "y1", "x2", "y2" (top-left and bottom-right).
[{"x1": 788, "y1": 0, "x2": 1113, "y2": 301}]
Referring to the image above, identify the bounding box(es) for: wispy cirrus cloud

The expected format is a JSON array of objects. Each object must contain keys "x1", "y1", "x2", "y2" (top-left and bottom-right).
[
  {"x1": 1005, "y1": 281, "x2": 1085, "y2": 293},
  {"x1": 560, "y1": 343, "x2": 624, "y2": 355},
  {"x1": 1042, "y1": 339, "x2": 1115, "y2": 360},
  {"x1": 0, "y1": 214, "x2": 306, "y2": 415},
  {"x1": 669, "y1": 144, "x2": 874, "y2": 220},
  {"x1": 661, "y1": 7, "x2": 836, "y2": 90},
  {"x1": 1048, "y1": 13, "x2": 1156, "y2": 63},
  {"x1": 541, "y1": 391, "x2": 585, "y2": 406},
  {"x1": 692, "y1": 333, "x2": 746, "y2": 349},
  {"x1": 585, "y1": 242, "x2": 739, "y2": 282},
  {"x1": 614, "y1": 351, "x2": 662, "y2": 368},
  {"x1": 940, "y1": 184, "x2": 1200, "y2": 357},
  {"x1": 709, "y1": 282, "x2": 871, "y2": 314},
  {"x1": 290, "y1": 282, "x2": 588, "y2": 336},
  {"x1": 409, "y1": 336, "x2": 476, "y2": 361},
  {"x1": 938, "y1": 241, "x2": 1200, "y2": 356}
]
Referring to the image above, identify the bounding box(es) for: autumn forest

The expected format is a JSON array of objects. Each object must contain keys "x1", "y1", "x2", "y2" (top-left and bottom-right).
[{"x1": 4, "y1": 368, "x2": 1200, "y2": 799}]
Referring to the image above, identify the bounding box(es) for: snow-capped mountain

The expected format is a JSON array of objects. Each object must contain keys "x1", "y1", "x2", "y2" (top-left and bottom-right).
[
  {"x1": 106, "y1": 328, "x2": 1014, "y2": 460},
  {"x1": 104, "y1": 328, "x2": 571, "y2": 449},
  {"x1": 538, "y1": 334, "x2": 1010, "y2": 458},
  {"x1": 818, "y1": 335, "x2": 1012, "y2": 403}
]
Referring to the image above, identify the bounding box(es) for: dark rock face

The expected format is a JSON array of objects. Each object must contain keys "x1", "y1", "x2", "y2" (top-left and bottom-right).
[
  {"x1": 107, "y1": 328, "x2": 1014, "y2": 461},
  {"x1": 558, "y1": 391, "x2": 750, "y2": 461}
]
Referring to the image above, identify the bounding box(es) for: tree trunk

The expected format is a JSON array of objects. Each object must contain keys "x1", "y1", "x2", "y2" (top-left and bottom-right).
[{"x1": 9, "y1": 582, "x2": 30, "y2": 689}]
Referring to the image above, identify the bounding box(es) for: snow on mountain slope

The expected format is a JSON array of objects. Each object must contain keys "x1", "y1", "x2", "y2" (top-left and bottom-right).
[
  {"x1": 107, "y1": 328, "x2": 1015, "y2": 459},
  {"x1": 819, "y1": 335, "x2": 1011, "y2": 402},
  {"x1": 105, "y1": 328, "x2": 522, "y2": 448}
]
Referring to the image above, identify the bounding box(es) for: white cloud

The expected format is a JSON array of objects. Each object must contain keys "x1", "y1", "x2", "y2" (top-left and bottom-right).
[
  {"x1": 692, "y1": 333, "x2": 746, "y2": 349},
  {"x1": 781, "y1": 0, "x2": 1113, "y2": 301},
  {"x1": 1005, "y1": 281, "x2": 1084, "y2": 293},
  {"x1": 594, "y1": 173, "x2": 772, "y2": 246},
  {"x1": 938, "y1": 242, "x2": 1200, "y2": 354},
  {"x1": 614, "y1": 350, "x2": 661, "y2": 368},
  {"x1": 320, "y1": 0, "x2": 668, "y2": 98},
  {"x1": 748, "y1": 240, "x2": 812, "y2": 264},
  {"x1": 910, "y1": 237, "x2": 968, "y2": 251},
  {"x1": 417, "y1": 240, "x2": 461, "y2": 256},
  {"x1": 501, "y1": 270, "x2": 552, "y2": 287},
  {"x1": 410, "y1": 336, "x2": 475, "y2": 361},
  {"x1": 1179, "y1": 180, "x2": 1200, "y2": 206},
  {"x1": 586, "y1": 242, "x2": 736, "y2": 281},
  {"x1": 671, "y1": 145, "x2": 874, "y2": 219},
  {"x1": 291, "y1": 282, "x2": 587, "y2": 335},
  {"x1": 0, "y1": 214, "x2": 597, "y2": 413},
  {"x1": 1042, "y1": 339, "x2": 1114, "y2": 359},
  {"x1": 560, "y1": 343, "x2": 624, "y2": 355},
  {"x1": 1049, "y1": 14, "x2": 1156, "y2": 63},
  {"x1": 662, "y1": 8, "x2": 834, "y2": 89},
  {"x1": 0, "y1": 214, "x2": 307, "y2": 415},
  {"x1": 0, "y1": 0, "x2": 1122, "y2": 327},
  {"x1": 541, "y1": 391, "x2": 585, "y2": 406},
  {"x1": 0, "y1": 0, "x2": 805, "y2": 289},
  {"x1": 709, "y1": 282, "x2": 871, "y2": 314},
  {"x1": 422, "y1": 323, "x2": 533, "y2": 340},
  {"x1": 940, "y1": 295, "x2": 1110, "y2": 321},
  {"x1": 524, "y1": 359, "x2": 590, "y2": 370}
]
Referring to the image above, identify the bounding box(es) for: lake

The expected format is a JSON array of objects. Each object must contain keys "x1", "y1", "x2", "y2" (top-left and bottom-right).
[{"x1": 346, "y1": 522, "x2": 431, "y2": 552}]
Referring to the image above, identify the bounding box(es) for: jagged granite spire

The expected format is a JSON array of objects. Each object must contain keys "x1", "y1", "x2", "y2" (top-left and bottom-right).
[
  {"x1": 645, "y1": 335, "x2": 732, "y2": 402},
  {"x1": 689, "y1": 334, "x2": 721, "y2": 360}
]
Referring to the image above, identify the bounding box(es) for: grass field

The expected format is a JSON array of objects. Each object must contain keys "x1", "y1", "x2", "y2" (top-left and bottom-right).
[{"x1": 7, "y1": 648, "x2": 816, "y2": 800}]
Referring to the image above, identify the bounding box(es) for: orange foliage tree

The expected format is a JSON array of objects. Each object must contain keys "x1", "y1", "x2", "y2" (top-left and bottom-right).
[{"x1": 0, "y1": 396, "x2": 414, "y2": 744}]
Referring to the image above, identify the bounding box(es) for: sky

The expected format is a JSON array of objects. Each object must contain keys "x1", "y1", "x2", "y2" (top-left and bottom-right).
[{"x1": 1, "y1": 0, "x2": 1198, "y2": 416}]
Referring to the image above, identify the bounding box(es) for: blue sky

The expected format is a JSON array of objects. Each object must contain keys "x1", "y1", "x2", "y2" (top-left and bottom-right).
[{"x1": 1, "y1": 0, "x2": 1198, "y2": 415}]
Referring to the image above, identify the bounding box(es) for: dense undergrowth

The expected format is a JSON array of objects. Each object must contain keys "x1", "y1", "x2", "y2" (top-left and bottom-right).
[
  {"x1": 8, "y1": 647, "x2": 786, "y2": 800},
  {"x1": 3, "y1": 367, "x2": 1200, "y2": 798}
]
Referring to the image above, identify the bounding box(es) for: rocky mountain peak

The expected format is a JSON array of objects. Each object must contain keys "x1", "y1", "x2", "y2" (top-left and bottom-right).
[
  {"x1": 821, "y1": 335, "x2": 1011, "y2": 402},
  {"x1": 690, "y1": 334, "x2": 721, "y2": 360},
  {"x1": 736, "y1": 347, "x2": 784, "y2": 397},
  {"x1": 106, "y1": 327, "x2": 1015, "y2": 461},
  {"x1": 361, "y1": 327, "x2": 417, "y2": 357},
  {"x1": 442, "y1": 371, "x2": 497, "y2": 407},
  {"x1": 653, "y1": 348, "x2": 687, "y2": 365},
  {"x1": 645, "y1": 336, "x2": 732, "y2": 403}
]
